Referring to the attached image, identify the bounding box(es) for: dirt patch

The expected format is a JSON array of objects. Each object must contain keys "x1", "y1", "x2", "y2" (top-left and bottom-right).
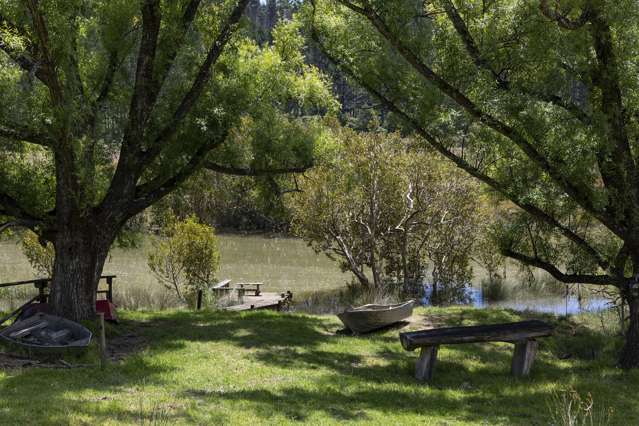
[
  {"x1": 106, "y1": 332, "x2": 148, "y2": 362},
  {"x1": 0, "y1": 352, "x2": 90, "y2": 369}
]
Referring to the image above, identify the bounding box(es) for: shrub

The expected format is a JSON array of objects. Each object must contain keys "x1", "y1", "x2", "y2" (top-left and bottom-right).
[
  {"x1": 21, "y1": 230, "x2": 54, "y2": 277},
  {"x1": 481, "y1": 276, "x2": 508, "y2": 302},
  {"x1": 147, "y1": 216, "x2": 220, "y2": 305}
]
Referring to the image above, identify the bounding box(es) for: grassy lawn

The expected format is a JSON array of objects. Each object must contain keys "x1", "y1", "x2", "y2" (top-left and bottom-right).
[{"x1": 0, "y1": 307, "x2": 637, "y2": 425}]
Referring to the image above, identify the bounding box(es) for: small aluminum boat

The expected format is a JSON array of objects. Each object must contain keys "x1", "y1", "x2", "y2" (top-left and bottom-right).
[
  {"x1": 337, "y1": 300, "x2": 415, "y2": 333},
  {"x1": 0, "y1": 312, "x2": 92, "y2": 350}
]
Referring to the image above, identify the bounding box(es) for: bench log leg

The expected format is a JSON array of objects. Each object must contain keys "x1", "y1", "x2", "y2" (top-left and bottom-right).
[
  {"x1": 415, "y1": 345, "x2": 438, "y2": 382},
  {"x1": 511, "y1": 339, "x2": 538, "y2": 377}
]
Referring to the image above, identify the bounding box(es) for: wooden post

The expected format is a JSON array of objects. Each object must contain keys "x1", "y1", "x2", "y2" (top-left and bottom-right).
[
  {"x1": 415, "y1": 345, "x2": 438, "y2": 382},
  {"x1": 35, "y1": 280, "x2": 48, "y2": 303},
  {"x1": 511, "y1": 339, "x2": 538, "y2": 377},
  {"x1": 196, "y1": 290, "x2": 203, "y2": 310},
  {"x1": 97, "y1": 312, "x2": 107, "y2": 370},
  {"x1": 106, "y1": 276, "x2": 113, "y2": 303}
]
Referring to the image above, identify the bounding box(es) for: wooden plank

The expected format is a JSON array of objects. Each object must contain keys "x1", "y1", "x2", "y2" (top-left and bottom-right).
[
  {"x1": 399, "y1": 320, "x2": 553, "y2": 351},
  {"x1": 223, "y1": 297, "x2": 285, "y2": 312},
  {"x1": 9, "y1": 321, "x2": 48, "y2": 338},
  {"x1": 0, "y1": 279, "x2": 47, "y2": 288},
  {"x1": 415, "y1": 345, "x2": 438, "y2": 382},
  {"x1": 0, "y1": 275, "x2": 115, "y2": 289},
  {"x1": 511, "y1": 339, "x2": 538, "y2": 377},
  {"x1": 212, "y1": 279, "x2": 231, "y2": 289},
  {"x1": 49, "y1": 329, "x2": 71, "y2": 342}
]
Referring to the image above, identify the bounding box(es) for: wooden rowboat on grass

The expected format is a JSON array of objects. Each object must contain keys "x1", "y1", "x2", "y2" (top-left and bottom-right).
[
  {"x1": 337, "y1": 300, "x2": 415, "y2": 333},
  {"x1": 0, "y1": 312, "x2": 92, "y2": 350}
]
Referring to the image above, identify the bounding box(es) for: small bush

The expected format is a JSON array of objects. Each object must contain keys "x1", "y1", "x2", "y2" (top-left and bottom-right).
[
  {"x1": 21, "y1": 230, "x2": 54, "y2": 277},
  {"x1": 147, "y1": 216, "x2": 220, "y2": 306},
  {"x1": 481, "y1": 276, "x2": 508, "y2": 302}
]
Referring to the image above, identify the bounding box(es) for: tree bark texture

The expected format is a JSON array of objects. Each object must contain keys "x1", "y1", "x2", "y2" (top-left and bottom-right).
[{"x1": 48, "y1": 220, "x2": 116, "y2": 321}]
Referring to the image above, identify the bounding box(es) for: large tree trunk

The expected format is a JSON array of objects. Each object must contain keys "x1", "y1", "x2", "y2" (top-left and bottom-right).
[
  {"x1": 620, "y1": 293, "x2": 639, "y2": 369},
  {"x1": 48, "y1": 220, "x2": 115, "y2": 321}
]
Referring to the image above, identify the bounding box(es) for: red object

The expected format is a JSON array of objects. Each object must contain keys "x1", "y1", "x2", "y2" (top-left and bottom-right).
[{"x1": 96, "y1": 300, "x2": 118, "y2": 322}]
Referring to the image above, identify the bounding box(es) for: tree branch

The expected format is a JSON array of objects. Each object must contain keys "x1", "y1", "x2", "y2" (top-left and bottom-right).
[
  {"x1": 0, "y1": 219, "x2": 39, "y2": 234},
  {"x1": 203, "y1": 161, "x2": 311, "y2": 176},
  {"x1": 441, "y1": 0, "x2": 508, "y2": 89},
  {"x1": 501, "y1": 248, "x2": 617, "y2": 286},
  {"x1": 441, "y1": 1, "x2": 591, "y2": 124},
  {"x1": 128, "y1": 136, "x2": 228, "y2": 216},
  {"x1": 140, "y1": 0, "x2": 250, "y2": 166},
  {"x1": 67, "y1": 17, "x2": 87, "y2": 106},
  {"x1": 0, "y1": 191, "x2": 42, "y2": 225},
  {"x1": 0, "y1": 120, "x2": 54, "y2": 146},
  {"x1": 539, "y1": 0, "x2": 590, "y2": 30},
  {"x1": 153, "y1": 0, "x2": 202, "y2": 97},
  {"x1": 124, "y1": 0, "x2": 162, "y2": 141},
  {"x1": 0, "y1": 12, "x2": 48, "y2": 83},
  {"x1": 520, "y1": 88, "x2": 591, "y2": 125},
  {"x1": 25, "y1": 0, "x2": 65, "y2": 107},
  {"x1": 586, "y1": 6, "x2": 639, "y2": 211}
]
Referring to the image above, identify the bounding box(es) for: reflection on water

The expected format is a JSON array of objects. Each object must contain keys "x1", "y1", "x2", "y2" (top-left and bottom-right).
[
  {"x1": 485, "y1": 295, "x2": 610, "y2": 315},
  {"x1": 421, "y1": 285, "x2": 610, "y2": 315}
]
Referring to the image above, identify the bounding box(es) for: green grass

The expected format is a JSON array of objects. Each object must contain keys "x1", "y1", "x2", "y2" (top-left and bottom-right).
[{"x1": 0, "y1": 307, "x2": 637, "y2": 425}]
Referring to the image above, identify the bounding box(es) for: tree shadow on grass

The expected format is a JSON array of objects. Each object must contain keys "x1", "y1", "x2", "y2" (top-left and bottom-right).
[
  {"x1": 179, "y1": 383, "x2": 562, "y2": 424},
  {"x1": 0, "y1": 307, "x2": 635, "y2": 424}
]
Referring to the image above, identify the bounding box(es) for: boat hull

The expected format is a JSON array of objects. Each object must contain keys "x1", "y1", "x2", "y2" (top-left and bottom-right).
[
  {"x1": 0, "y1": 312, "x2": 92, "y2": 351},
  {"x1": 337, "y1": 300, "x2": 415, "y2": 333}
]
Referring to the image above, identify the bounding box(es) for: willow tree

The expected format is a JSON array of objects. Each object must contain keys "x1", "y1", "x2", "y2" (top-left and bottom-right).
[
  {"x1": 0, "y1": 1, "x2": 334, "y2": 320},
  {"x1": 307, "y1": 0, "x2": 639, "y2": 368}
]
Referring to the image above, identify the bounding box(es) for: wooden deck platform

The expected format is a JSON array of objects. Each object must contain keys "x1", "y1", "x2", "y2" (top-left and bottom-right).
[{"x1": 223, "y1": 291, "x2": 292, "y2": 312}]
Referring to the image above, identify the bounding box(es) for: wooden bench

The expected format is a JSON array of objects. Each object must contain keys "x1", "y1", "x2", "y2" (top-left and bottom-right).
[
  {"x1": 399, "y1": 320, "x2": 554, "y2": 382},
  {"x1": 235, "y1": 282, "x2": 262, "y2": 297}
]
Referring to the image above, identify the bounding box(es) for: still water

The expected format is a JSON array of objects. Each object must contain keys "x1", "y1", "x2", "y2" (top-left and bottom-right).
[
  {"x1": 0, "y1": 234, "x2": 609, "y2": 314},
  {"x1": 421, "y1": 285, "x2": 610, "y2": 316}
]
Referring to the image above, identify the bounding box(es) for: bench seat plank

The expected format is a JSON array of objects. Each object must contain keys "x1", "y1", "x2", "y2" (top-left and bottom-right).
[
  {"x1": 212, "y1": 279, "x2": 231, "y2": 289},
  {"x1": 400, "y1": 320, "x2": 553, "y2": 351}
]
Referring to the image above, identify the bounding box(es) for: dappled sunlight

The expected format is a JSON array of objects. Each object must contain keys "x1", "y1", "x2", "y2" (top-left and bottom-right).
[{"x1": 0, "y1": 307, "x2": 636, "y2": 424}]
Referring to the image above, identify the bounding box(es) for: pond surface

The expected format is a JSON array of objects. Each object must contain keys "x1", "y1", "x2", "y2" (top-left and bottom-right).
[
  {"x1": 421, "y1": 286, "x2": 610, "y2": 316},
  {"x1": 0, "y1": 234, "x2": 610, "y2": 315}
]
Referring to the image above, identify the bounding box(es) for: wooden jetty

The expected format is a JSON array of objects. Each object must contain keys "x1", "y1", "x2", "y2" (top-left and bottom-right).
[
  {"x1": 223, "y1": 291, "x2": 293, "y2": 312},
  {"x1": 205, "y1": 279, "x2": 292, "y2": 312}
]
